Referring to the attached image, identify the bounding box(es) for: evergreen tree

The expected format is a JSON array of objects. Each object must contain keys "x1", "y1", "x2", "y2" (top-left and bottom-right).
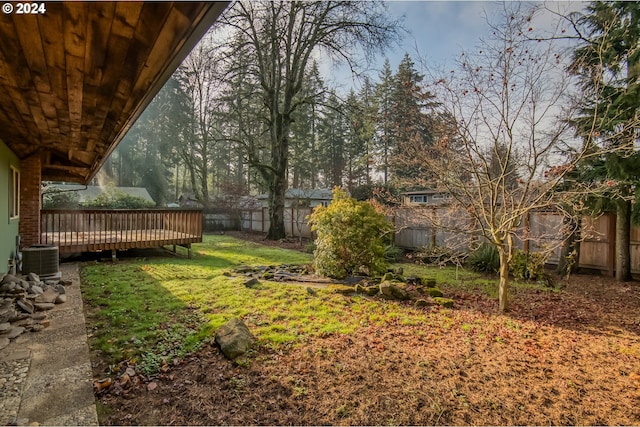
[
  {"x1": 389, "y1": 53, "x2": 439, "y2": 187},
  {"x1": 357, "y1": 77, "x2": 378, "y2": 186},
  {"x1": 344, "y1": 89, "x2": 371, "y2": 190},
  {"x1": 289, "y1": 62, "x2": 325, "y2": 189},
  {"x1": 569, "y1": 1, "x2": 640, "y2": 281},
  {"x1": 374, "y1": 59, "x2": 396, "y2": 183},
  {"x1": 317, "y1": 91, "x2": 348, "y2": 188},
  {"x1": 219, "y1": 37, "x2": 268, "y2": 195}
]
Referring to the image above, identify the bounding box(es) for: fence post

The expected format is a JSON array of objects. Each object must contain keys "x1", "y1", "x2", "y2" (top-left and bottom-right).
[{"x1": 430, "y1": 207, "x2": 437, "y2": 247}]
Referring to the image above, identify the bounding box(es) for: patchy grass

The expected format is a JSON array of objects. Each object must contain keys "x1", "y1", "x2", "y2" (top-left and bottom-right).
[
  {"x1": 84, "y1": 235, "x2": 435, "y2": 371},
  {"x1": 399, "y1": 263, "x2": 555, "y2": 298},
  {"x1": 82, "y1": 235, "x2": 312, "y2": 368},
  {"x1": 82, "y1": 236, "x2": 555, "y2": 372},
  {"x1": 86, "y1": 235, "x2": 640, "y2": 426}
]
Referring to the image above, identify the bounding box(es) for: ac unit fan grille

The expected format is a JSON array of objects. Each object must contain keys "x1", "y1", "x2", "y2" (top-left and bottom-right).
[{"x1": 22, "y1": 246, "x2": 59, "y2": 276}]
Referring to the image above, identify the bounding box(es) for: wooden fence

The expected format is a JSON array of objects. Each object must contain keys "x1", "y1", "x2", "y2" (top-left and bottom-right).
[
  {"x1": 242, "y1": 205, "x2": 640, "y2": 275},
  {"x1": 393, "y1": 206, "x2": 640, "y2": 275},
  {"x1": 40, "y1": 209, "x2": 202, "y2": 254},
  {"x1": 241, "y1": 207, "x2": 313, "y2": 239}
]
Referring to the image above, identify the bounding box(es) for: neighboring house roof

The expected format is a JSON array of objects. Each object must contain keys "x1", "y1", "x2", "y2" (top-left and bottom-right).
[
  {"x1": 44, "y1": 184, "x2": 155, "y2": 204},
  {"x1": 256, "y1": 188, "x2": 334, "y2": 200},
  {"x1": 0, "y1": 2, "x2": 228, "y2": 184}
]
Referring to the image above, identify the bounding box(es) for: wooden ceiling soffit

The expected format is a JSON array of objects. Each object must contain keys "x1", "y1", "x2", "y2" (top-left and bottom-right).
[
  {"x1": 86, "y1": 1, "x2": 230, "y2": 184},
  {"x1": 0, "y1": 1, "x2": 229, "y2": 184}
]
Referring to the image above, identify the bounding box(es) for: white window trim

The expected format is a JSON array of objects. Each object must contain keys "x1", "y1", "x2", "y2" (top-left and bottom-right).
[
  {"x1": 409, "y1": 195, "x2": 428, "y2": 203},
  {"x1": 9, "y1": 165, "x2": 19, "y2": 220}
]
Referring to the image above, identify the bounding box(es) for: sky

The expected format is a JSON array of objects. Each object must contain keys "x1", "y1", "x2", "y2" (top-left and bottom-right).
[{"x1": 321, "y1": 1, "x2": 589, "y2": 90}]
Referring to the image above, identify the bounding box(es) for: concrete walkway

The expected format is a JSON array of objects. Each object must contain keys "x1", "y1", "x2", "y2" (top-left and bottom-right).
[{"x1": 0, "y1": 263, "x2": 98, "y2": 426}]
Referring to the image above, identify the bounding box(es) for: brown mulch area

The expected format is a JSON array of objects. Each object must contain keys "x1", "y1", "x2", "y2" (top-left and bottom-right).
[{"x1": 92, "y1": 234, "x2": 640, "y2": 425}]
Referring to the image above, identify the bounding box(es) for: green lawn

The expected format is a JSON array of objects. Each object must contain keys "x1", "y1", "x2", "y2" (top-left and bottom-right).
[
  {"x1": 80, "y1": 235, "x2": 538, "y2": 373},
  {"x1": 83, "y1": 235, "x2": 640, "y2": 426}
]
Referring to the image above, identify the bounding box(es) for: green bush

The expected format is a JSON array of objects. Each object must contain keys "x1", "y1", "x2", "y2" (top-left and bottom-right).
[
  {"x1": 42, "y1": 190, "x2": 80, "y2": 209},
  {"x1": 82, "y1": 185, "x2": 155, "y2": 209},
  {"x1": 384, "y1": 244, "x2": 403, "y2": 262},
  {"x1": 510, "y1": 250, "x2": 547, "y2": 281},
  {"x1": 308, "y1": 188, "x2": 393, "y2": 279},
  {"x1": 304, "y1": 242, "x2": 317, "y2": 254},
  {"x1": 467, "y1": 243, "x2": 500, "y2": 274}
]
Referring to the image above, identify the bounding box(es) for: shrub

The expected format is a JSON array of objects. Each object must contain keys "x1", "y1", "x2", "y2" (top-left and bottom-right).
[
  {"x1": 510, "y1": 250, "x2": 548, "y2": 281},
  {"x1": 42, "y1": 190, "x2": 80, "y2": 209},
  {"x1": 308, "y1": 187, "x2": 393, "y2": 279},
  {"x1": 82, "y1": 185, "x2": 155, "y2": 209},
  {"x1": 304, "y1": 242, "x2": 316, "y2": 254},
  {"x1": 468, "y1": 243, "x2": 500, "y2": 274},
  {"x1": 384, "y1": 244, "x2": 403, "y2": 262}
]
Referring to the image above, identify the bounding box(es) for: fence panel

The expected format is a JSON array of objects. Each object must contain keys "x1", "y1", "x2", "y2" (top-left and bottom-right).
[
  {"x1": 578, "y1": 214, "x2": 613, "y2": 272},
  {"x1": 239, "y1": 206, "x2": 640, "y2": 275}
]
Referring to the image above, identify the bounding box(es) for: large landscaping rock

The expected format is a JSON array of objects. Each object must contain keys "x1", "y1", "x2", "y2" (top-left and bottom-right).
[
  {"x1": 215, "y1": 318, "x2": 255, "y2": 360},
  {"x1": 424, "y1": 278, "x2": 437, "y2": 287},
  {"x1": 243, "y1": 278, "x2": 261, "y2": 288},
  {"x1": 381, "y1": 272, "x2": 403, "y2": 283},
  {"x1": 432, "y1": 297, "x2": 454, "y2": 308},
  {"x1": 34, "y1": 288, "x2": 59, "y2": 304},
  {"x1": 426, "y1": 287, "x2": 444, "y2": 298},
  {"x1": 379, "y1": 281, "x2": 409, "y2": 300},
  {"x1": 328, "y1": 284, "x2": 355, "y2": 295},
  {"x1": 414, "y1": 299, "x2": 434, "y2": 308}
]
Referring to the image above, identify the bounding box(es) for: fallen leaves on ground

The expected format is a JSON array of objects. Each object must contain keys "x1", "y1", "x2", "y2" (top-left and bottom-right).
[{"x1": 90, "y1": 270, "x2": 640, "y2": 425}]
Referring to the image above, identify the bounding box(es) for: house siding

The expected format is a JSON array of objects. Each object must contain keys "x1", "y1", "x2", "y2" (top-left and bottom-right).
[{"x1": 0, "y1": 139, "x2": 20, "y2": 274}]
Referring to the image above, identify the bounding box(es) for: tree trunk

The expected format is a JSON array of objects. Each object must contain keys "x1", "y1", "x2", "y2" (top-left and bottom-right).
[
  {"x1": 265, "y1": 114, "x2": 289, "y2": 240},
  {"x1": 615, "y1": 199, "x2": 632, "y2": 281},
  {"x1": 266, "y1": 174, "x2": 286, "y2": 240},
  {"x1": 557, "y1": 216, "x2": 581, "y2": 276},
  {"x1": 498, "y1": 246, "x2": 510, "y2": 312}
]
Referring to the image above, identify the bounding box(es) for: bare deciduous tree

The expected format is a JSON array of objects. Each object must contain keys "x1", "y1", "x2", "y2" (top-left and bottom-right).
[
  {"x1": 176, "y1": 36, "x2": 225, "y2": 207},
  {"x1": 410, "y1": 3, "x2": 635, "y2": 312}
]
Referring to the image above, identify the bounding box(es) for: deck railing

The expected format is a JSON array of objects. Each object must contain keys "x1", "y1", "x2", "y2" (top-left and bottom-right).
[{"x1": 40, "y1": 209, "x2": 203, "y2": 253}]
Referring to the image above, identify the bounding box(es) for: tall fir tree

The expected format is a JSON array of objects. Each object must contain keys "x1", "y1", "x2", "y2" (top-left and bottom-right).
[
  {"x1": 570, "y1": 1, "x2": 640, "y2": 281},
  {"x1": 389, "y1": 53, "x2": 439, "y2": 187},
  {"x1": 289, "y1": 62, "x2": 325, "y2": 189},
  {"x1": 374, "y1": 59, "x2": 396, "y2": 183},
  {"x1": 317, "y1": 91, "x2": 348, "y2": 188}
]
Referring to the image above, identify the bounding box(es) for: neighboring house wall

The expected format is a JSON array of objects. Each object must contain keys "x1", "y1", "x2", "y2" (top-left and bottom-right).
[
  {"x1": 0, "y1": 139, "x2": 20, "y2": 274},
  {"x1": 403, "y1": 191, "x2": 452, "y2": 206},
  {"x1": 257, "y1": 188, "x2": 333, "y2": 209}
]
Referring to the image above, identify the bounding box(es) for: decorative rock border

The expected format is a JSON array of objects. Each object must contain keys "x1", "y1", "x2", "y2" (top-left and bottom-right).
[
  {"x1": 0, "y1": 272, "x2": 69, "y2": 347},
  {"x1": 229, "y1": 264, "x2": 455, "y2": 308}
]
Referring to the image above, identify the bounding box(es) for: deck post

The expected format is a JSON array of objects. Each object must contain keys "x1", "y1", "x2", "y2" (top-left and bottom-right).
[
  {"x1": 187, "y1": 244, "x2": 192, "y2": 259},
  {"x1": 111, "y1": 250, "x2": 117, "y2": 262}
]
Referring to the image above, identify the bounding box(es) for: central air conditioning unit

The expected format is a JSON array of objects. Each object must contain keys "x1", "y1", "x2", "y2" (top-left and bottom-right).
[{"x1": 22, "y1": 245, "x2": 59, "y2": 277}]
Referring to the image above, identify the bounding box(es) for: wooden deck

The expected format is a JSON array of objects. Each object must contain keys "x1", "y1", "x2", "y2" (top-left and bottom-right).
[{"x1": 41, "y1": 209, "x2": 202, "y2": 254}]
